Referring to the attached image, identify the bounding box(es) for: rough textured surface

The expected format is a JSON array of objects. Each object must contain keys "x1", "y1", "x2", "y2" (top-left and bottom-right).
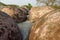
[
  {"x1": 29, "y1": 6, "x2": 54, "y2": 23},
  {"x1": 1, "y1": 6, "x2": 28, "y2": 23},
  {"x1": 0, "y1": 11, "x2": 21, "y2": 40},
  {"x1": 29, "y1": 9, "x2": 60, "y2": 40},
  {"x1": 19, "y1": 7, "x2": 29, "y2": 15}
]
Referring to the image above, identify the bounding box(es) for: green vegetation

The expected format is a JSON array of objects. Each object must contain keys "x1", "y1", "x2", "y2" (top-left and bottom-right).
[
  {"x1": 51, "y1": 5, "x2": 60, "y2": 9},
  {"x1": 0, "y1": 2, "x2": 7, "y2": 6},
  {"x1": 25, "y1": 3, "x2": 32, "y2": 10},
  {"x1": 36, "y1": 0, "x2": 60, "y2": 9},
  {"x1": 6, "y1": 4, "x2": 20, "y2": 8},
  {"x1": 36, "y1": 0, "x2": 60, "y2": 6},
  {"x1": 0, "y1": 2, "x2": 32, "y2": 10},
  {"x1": 21, "y1": 3, "x2": 32, "y2": 10}
]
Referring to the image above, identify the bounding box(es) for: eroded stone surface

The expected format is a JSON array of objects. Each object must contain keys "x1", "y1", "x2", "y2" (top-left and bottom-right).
[
  {"x1": 29, "y1": 9, "x2": 60, "y2": 40},
  {"x1": 29, "y1": 6, "x2": 54, "y2": 23},
  {"x1": 1, "y1": 6, "x2": 28, "y2": 23},
  {"x1": 0, "y1": 11, "x2": 21, "y2": 40}
]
